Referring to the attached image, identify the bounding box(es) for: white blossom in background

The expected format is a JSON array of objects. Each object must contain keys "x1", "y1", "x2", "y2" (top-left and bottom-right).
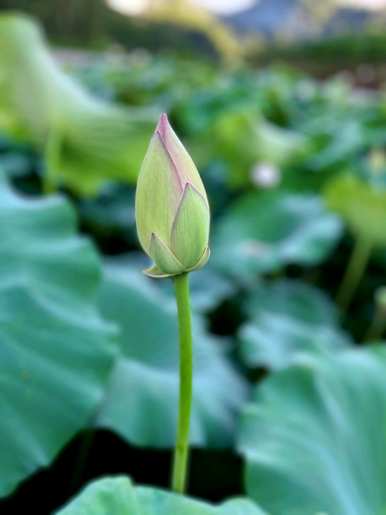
[{"x1": 251, "y1": 162, "x2": 281, "y2": 188}]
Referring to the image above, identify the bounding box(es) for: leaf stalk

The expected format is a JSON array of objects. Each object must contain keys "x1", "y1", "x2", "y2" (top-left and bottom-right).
[{"x1": 337, "y1": 237, "x2": 372, "y2": 312}]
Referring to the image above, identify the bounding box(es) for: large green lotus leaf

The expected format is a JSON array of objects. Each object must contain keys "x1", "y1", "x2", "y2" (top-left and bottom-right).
[
  {"x1": 212, "y1": 191, "x2": 342, "y2": 280},
  {"x1": 96, "y1": 265, "x2": 247, "y2": 448},
  {"x1": 240, "y1": 312, "x2": 351, "y2": 371},
  {"x1": 89, "y1": 253, "x2": 234, "y2": 314},
  {"x1": 0, "y1": 175, "x2": 115, "y2": 497},
  {"x1": 57, "y1": 476, "x2": 266, "y2": 515},
  {"x1": 100, "y1": 254, "x2": 235, "y2": 314},
  {"x1": 239, "y1": 280, "x2": 351, "y2": 370},
  {"x1": 324, "y1": 174, "x2": 386, "y2": 246},
  {"x1": 254, "y1": 119, "x2": 309, "y2": 168},
  {"x1": 308, "y1": 120, "x2": 366, "y2": 171},
  {"x1": 77, "y1": 186, "x2": 137, "y2": 246},
  {"x1": 0, "y1": 14, "x2": 156, "y2": 195},
  {"x1": 239, "y1": 348, "x2": 386, "y2": 515},
  {"x1": 245, "y1": 279, "x2": 339, "y2": 325},
  {"x1": 159, "y1": 265, "x2": 235, "y2": 313}
]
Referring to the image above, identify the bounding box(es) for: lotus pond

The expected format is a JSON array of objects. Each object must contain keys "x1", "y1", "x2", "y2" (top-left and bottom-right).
[{"x1": 1, "y1": 13, "x2": 386, "y2": 515}]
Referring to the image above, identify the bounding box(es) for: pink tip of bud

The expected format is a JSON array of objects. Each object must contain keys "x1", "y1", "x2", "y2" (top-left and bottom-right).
[{"x1": 156, "y1": 113, "x2": 170, "y2": 140}]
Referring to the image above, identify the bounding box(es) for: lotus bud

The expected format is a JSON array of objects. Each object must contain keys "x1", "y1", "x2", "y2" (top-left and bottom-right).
[{"x1": 135, "y1": 113, "x2": 210, "y2": 278}]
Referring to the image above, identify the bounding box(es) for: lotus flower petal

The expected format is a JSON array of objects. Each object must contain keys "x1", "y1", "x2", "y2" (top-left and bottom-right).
[
  {"x1": 171, "y1": 183, "x2": 210, "y2": 269},
  {"x1": 148, "y1": 233, "x2": 185, "y2": 276}
]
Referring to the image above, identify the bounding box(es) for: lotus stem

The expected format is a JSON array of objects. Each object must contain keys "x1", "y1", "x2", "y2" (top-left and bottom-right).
[
  {"x1": 42, "y1": 171, "x2": 56, "y2": 196},
  {"x1": 364, "y1": 309, "x2": 385, "y2": 342},
  {"x1": 43, "y1": 131, "x2": 60, "y2": 195},
  {"x1": 364, "y1": 288, "x2": 386, "y2": 342},
  {"x1": 172, "y1": 272, "x2": 193, "y2": 494},
  {"x1": 336, "y1": 236, "x2": 372, "y2": 312}
]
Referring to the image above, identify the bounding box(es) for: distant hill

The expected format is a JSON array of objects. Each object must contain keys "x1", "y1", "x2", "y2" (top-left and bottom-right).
[
  {"x1": 323, "y1": 7, "x2": 373, "y2": 36},
  {"x1": 221, "y1": 0, "x2": 311, "y2": 39},
  {"x1": 222, "y1": 0, "x2": 379, "y2": 41}
]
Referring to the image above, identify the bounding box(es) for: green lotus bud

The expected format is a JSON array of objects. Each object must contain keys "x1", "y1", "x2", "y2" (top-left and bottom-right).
[{"x1": 135, "y1": 113, "x2": 210, "y2": 278}]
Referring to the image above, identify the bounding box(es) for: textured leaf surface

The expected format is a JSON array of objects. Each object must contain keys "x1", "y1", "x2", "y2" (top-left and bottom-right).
[
  {"x1": 239, "y1": 280, "x2": 351, "y2": 370},
  {"x1": 96, "y1": 264, "x2": 247, "y2": 448},
  {"x1": 212, "y1": 191, "x2": 342, "y2": 279},
  {"x1": 245, "y1": 280, "x2": 339, "y2": 326},
  {"x1": 57, "y1": 476, "x2": 266, "y2": 515},
  {"x1": 239, "y1": 348, "x2": 386, "y2": 515},
  {"x1": 0, "y1": 176, "x2": 115, "y2": 497}
]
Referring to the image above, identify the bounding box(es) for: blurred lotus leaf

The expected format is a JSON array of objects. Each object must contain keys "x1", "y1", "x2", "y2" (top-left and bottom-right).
[
  {"x1": 201, "y1": 109, "x2": 309, "y2": 187},
  {"x1": 0, "y1": 173, "x2": 115, "y2": 496},
  {"x1": 360, "y1": 149, "x2": 386, "y2": 189},
  {"x1": 57, "y1": 476, "x2": 266, "y2": 515},
  {"x1": 324, "y1": 174, "x2": 386, "y2": 247},
  {"x1": 240, "y1": 314, "x2": 350, "y2": 371},
  {"x1": 77, "y1": 185, "x2": 137, "y2": 247},
  {"x1": 0, "y1": 14, "x2": 156, "y2": 195},
  {"x1": 96, "y1": 264, "x2": 247, "y2": 448},
  {"x1": 239, "y1": 347, "x2": 386, "y2": 515},
  {"x1": 246, "y1": 279, "x2": 338, "y2": 324},
  {"x1": 212, "y1": 191, "x2": 342, "y2": 280},
  {"x1": 162, "y1": 265, "x2": 235, "y2": 313},
  {"x1": 308, "y1": 120, "x2": 366, "y2": 171},
  {"x1": 239, "y1": 280, "x2": 351, "y2": 370},
  {"x1": 90, "y1": 252, "x2": 234, "y2": 313}
]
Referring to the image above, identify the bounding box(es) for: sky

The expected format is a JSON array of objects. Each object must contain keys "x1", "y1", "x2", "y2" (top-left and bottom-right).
[
  {"x1": 108, "y1": 0, "x2": 386, "y2": 15},
  {"x1": 108, "y1": 0, "x2": 255, "y2": 15},
  {"x1": 348, "y1": 0, "x2": 386, "y2": 7}
]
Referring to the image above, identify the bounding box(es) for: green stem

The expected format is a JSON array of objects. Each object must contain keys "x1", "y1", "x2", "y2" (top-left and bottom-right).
[
  {"x1": 43, "y1": 131, "x2": 60, "y2": 195},
  {"x1": 336, "y1": 237, "x2": 372, "y2": 312},
  {"x1": 172, "y1": 273, "x2": 193, "y2": 494},
  {"x1": 364, "y1": 309, "x2": 386, "y2": 342},
  {"x1": 42, "y1": 171, "x2": 56, "y2": 196},
  {"x1": 69, "y1": 430, "x2": 95, "y2": 492}
]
